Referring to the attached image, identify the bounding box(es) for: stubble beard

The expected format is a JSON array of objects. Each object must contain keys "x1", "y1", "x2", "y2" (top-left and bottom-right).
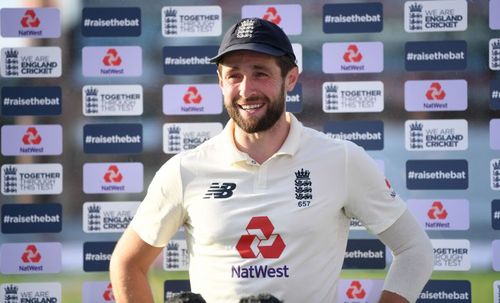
[{"x1": 226, "y1": 85, "x2": 286, "y2": 134}]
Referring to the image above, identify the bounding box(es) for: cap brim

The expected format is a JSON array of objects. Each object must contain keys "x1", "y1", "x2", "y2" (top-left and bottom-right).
[{"x1": 210, "y1": 43, "x2": 286, "y2": 63}]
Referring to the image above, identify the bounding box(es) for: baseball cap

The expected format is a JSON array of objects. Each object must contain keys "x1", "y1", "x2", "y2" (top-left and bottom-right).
[{"x1": 210, "y1": 18, "x2": 296, "y2": 63}]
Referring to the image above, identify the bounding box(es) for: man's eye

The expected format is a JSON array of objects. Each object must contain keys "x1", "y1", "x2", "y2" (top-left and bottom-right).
[{"x1": 227, "y1": 76, "x2": 244, "y2": 84}]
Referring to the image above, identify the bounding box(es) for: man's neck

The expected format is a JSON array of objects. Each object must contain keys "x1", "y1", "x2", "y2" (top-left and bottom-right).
[{"x1": 233, "y1": 113, "x2": 290, "y2": 164}]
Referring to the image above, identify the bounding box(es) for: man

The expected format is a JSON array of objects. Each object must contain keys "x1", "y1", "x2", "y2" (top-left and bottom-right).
[{"x1": 110, "y1": 18, "x2": 433, "y2": 303}]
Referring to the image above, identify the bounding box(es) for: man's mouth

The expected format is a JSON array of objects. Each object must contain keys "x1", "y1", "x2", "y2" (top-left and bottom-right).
[{"x1": 239, "y1": 103, "x2": 264, "y2": 111}]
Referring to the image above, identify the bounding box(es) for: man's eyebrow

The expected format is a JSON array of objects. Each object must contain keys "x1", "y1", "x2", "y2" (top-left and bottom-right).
[
  {"x1": 252, "y1": 64, "x2": 272, "y2": 71},
  {"x1": 224, "y1": 64, "x2": 271, "y2": 72}
]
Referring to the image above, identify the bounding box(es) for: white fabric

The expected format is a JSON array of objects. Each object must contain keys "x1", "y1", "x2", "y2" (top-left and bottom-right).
[
  {"x1": 377, "y1": 209, "x2": 434, "y2": 303},
  {"x1": 131, "y1": 113, "x2": 407, "y2": 303}
]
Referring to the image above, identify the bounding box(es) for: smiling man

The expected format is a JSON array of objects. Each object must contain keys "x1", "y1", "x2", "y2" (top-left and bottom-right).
[{"x1": 110, "y1": 18, "x2": 433, "y2": 303}]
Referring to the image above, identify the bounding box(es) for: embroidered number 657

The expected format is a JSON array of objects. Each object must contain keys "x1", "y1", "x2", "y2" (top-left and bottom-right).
[{"x1": 297, "y1": 201, "x2": 310, "y2": 207}]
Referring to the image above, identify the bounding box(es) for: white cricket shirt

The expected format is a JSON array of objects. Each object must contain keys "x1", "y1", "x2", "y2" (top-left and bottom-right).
[{"x1": 131, "y1": 113, "x2": 406, "y2": 302}]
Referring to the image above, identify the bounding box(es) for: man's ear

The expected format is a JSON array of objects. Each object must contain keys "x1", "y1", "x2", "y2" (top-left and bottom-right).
[{"x1": 285, "y1": 66, "x2": 299, "y2": 92}]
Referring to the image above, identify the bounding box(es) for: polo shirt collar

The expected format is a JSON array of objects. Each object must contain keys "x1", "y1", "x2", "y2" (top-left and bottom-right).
[{"x1": 221, "y1": 112, "x2": 303, "y2": 165}]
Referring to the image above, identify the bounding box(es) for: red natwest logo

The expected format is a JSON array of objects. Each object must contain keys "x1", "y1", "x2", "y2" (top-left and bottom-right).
[
  {"x1": 428, "y1": 201, "x2": 448, "y2": 220},
  {"x1": 263, "y1": 7, "x2": 281, "y2": 25},
  {"x1": 103, "y1": 283, "x2": 115, "y2": 301},
  {"x1": 22, "y1": 127, "x2": 42, "y2": 145},
  {"x1": 103, "y1": 48, "x2": 122, "y2": 66},
  {"x1": 21, "y1": 10, "x2": 41, "y2": 28},
  {"x1": 104, "y1": 165, "x2": 123, "y2": 183},
  {"x1": 426, "y1": 82, "x2": 446, "y2": 101},
  {"x1": 183, "y1": 86, "x2": 202, "y2": 104},
  {"x1": 21, "y1": 244, "x2": 42, "y2": 263},
  {"x1": 346, "y1": 280, "x2": 366, "y2": 299},
  {"x1": 343, "y1": 44, "x2": 363, "y2": 63},
  {"x1": 236, "y1": 216, "x2": 285, "y2": 259}
]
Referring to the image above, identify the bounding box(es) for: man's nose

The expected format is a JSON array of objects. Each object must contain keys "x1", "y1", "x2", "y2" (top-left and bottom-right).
[{"x1": 239, "y1": 76, "x2": 257, "y2": 99}]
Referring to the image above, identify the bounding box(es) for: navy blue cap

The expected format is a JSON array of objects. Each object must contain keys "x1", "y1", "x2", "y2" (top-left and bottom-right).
[{"x1": 210, "y1": 18, "x2": 296, "y2": 63}]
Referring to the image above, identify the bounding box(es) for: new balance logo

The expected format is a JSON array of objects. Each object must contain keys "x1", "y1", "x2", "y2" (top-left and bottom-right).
[{"x1": 203, "y1": 182, "x2": 236, "y2": 199}]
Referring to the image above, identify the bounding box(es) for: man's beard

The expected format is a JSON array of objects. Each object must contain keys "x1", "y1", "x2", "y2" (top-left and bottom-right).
[{"x1": 226, "y1": 85, "x2": 285, "y2": 133}]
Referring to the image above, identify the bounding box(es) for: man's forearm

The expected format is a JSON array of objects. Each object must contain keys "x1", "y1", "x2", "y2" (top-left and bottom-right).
[
  {"x1": 110, "y1": 265, "x2": 155, "y2": 303},
  {"x1": 110, "y1": 227, "x2": 163, "y2": 303}
]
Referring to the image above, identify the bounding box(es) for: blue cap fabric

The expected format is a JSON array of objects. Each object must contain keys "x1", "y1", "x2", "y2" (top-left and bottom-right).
[{"x1": 210, "y1": 18, "x2": 296, "y2": 63}]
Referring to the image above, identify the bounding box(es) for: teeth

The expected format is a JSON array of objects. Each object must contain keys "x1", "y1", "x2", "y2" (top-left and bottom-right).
[{"x1": 241, "y1": 104, "x2": 262, "y2": 110}]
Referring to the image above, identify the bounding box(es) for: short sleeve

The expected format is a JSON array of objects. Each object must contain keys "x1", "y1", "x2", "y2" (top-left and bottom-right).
[
  {"x1": 343, "y1": 141, "x2": 406, "y2": 234},
  {"x1": 130, "y1": 154, "x2": 185, "y2": 247}
]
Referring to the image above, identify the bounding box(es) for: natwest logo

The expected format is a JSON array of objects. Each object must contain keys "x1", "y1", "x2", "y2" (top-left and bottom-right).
[
  {"x1": 2, "y1": 124, "x2": 61, "y2": 156},
  {"x1": 103, "y1": 48, "x2": 122, "y2": 66},
  {"x1": 343, "y1": 44, "x2": 363, "y2": 63},
  {"x1": 405, "y1": 79, "x2": 467, "y2": 112},
  {"x1": 103, "y1": 283, "x2": 115, "y2": 301},
  {"x1": 346, "y1": 280, "x2": 366, "y2": 299},
  {"x1": 263, "y1": 7, "x2": 281, "y2": 25},
  {"x1": 21, "y1": 10, "x2": 41, "y2": 28},
  {"x1": 21, "y1": 244, "x2": 41, "y2": 263},
  {"x1": 1, "y1": 8, "x2": 60, "y2": 38},
  {"x1": 0, "y1": 242, "x2": 61, "y2": 274},
  {"x1": 104, "y1": 165, "x2": 123, "y2": 183},
  {"x1": 82, "y1": 46, "x2": 142, "y2": 77},
  {"x1": 183, "y1": 86, "x2": 202, "y2": 104},
  {"x1": 22, "y1": 127, "x2": 42, "y2": 145},
  {"x1": 428, "y1": 201, "x2": 448, "y2": 220},
  {"x1": 163, "y1": 84, "x2": 222, "y2": 115},
  {"x1": 236, "y1": 216, "x2": 285, "y2": 259},
  {"x1": 231, "y1": 216, "x2": 290, "y2": 279},
  {"x1": 323, "y1": 42, "x2": 383, "y2": 74},
  {"x1": 426, "y1": 82, "x2": 446, "y2": 101}
]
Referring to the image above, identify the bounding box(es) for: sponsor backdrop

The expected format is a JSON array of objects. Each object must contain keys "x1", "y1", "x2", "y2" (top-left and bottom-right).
[{"x1": 0, "y1": 0, "x2": 498, "y2": 302}]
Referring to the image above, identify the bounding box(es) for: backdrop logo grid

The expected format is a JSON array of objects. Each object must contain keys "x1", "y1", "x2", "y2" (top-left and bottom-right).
[
  {"x1": 0, "y1": 1, "x2": 495, "y2": 301},
  {"x1": 1, "y1": 8, "x2": 61, "y2": 38}
]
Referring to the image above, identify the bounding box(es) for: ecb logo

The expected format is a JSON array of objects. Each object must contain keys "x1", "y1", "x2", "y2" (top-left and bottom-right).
[{"x1": 1, "y1": 47, "x2": 61, "y2": 78}]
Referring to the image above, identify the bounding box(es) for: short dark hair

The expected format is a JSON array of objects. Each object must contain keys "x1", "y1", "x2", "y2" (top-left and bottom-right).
[{"x1": 275, "y1": 55, "x2": 297, "y2": 78}]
